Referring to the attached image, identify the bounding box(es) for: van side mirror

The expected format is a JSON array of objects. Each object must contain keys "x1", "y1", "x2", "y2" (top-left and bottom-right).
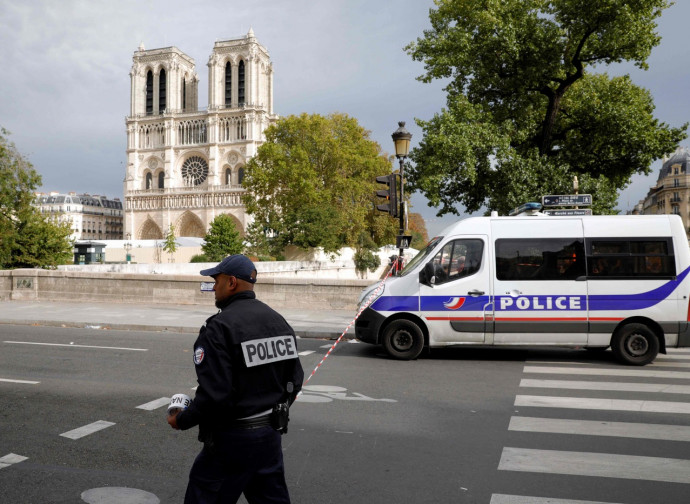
[{"x1": 420, "y1": 262, "x2": 436, "y2": 286}]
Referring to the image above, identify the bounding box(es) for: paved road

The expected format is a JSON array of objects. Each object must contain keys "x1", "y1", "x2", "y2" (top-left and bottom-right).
[{"x1": 1, "y1": 324, "x2": 690, "y2": 503}]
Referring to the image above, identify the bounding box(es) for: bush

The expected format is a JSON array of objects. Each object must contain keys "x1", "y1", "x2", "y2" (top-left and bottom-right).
[{"x1": 190, "y1": 254, "x2": 209, "y2": 263}]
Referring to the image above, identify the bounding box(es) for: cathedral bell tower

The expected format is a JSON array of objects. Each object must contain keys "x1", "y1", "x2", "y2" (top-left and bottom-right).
[{"x1": 124, "y1": 30, "x2": 277, "y2": 240}]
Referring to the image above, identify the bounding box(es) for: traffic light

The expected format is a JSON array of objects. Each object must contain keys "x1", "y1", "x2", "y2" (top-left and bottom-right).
[{"x1": 375, "y1": 174, "x2": 399, "y2": 218}]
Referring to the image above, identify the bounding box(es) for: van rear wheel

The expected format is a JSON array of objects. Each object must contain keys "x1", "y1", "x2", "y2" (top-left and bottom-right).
[
  {"x1": 382, "y1": 320, "x2": 424, "y2": 360},
  {"x1": 612, "y1": 323, "x2": 659, "y2": 366}
]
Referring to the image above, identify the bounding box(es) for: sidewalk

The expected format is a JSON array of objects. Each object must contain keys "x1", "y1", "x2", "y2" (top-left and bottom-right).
[{"x1": 0, "y1": 300, "x2": 358, "y2": 339}]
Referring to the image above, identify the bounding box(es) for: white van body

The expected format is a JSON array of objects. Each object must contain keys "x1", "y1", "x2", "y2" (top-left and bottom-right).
[{"x1": 354, "y1": 214, "x2": 690, "y2": 365}]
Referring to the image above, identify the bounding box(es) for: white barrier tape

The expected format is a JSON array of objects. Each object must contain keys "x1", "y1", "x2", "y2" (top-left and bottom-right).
[{"x1": 300, "y1": 257, "x2": 403, "y2": 390}]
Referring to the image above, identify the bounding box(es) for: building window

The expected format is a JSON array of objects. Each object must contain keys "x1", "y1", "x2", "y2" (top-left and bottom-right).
[
  {"x1": 158, "y1": 172, "x2": 165, "y2": 189},
  {"x1": 145, "y1": 71, "x2": 153, "y2": 115},
  {"x1": 181, "y1": 156, "x2": 209, "y2": 186},
  {"x1": 238, "y1": 60, "x2": 245, "y2": 105},
  {"x1": 674, "y1": 178, "x2": 680, "y2": 187},
  {"x1": 238, "y1": 166, "x2": 245, "y2": 185},
  {"x1": 225, "y1": 61, "x2": 232, "y2": 107},
  {"x1": 159, "y1": 68, "x2": 166, "y2": 113},
  {"x1": 182, "y1": 77, "x2": 186, "y2": 111},
  {"x1": 225, "y1": 168, "x2": 231, "y2": 185},
  {"x1": 146, "y1": 172, "x2": 153, "y2": 190}
]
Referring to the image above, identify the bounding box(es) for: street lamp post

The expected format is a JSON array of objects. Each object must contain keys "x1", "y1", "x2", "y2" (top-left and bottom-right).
[
  {"x1": 391, "y1": 121, "x2": 412, "y2": 274},
  {"x1": 124, "y1": 233, "x2": 132, "y2": 264}
]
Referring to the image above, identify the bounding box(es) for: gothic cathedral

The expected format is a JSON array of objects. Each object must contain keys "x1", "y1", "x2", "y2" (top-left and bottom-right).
[{"x1": 124, "y1": 29, "x2": 276, "y2": 239}]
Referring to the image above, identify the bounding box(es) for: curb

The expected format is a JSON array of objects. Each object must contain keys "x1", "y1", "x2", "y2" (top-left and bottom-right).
[{"x1": 0, "y1": 319, "x2": 349, "y2": 340}]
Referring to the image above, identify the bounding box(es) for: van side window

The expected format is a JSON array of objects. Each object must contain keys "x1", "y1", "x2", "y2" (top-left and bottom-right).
[
  {"x1": 587, "y1": 238, "x2": 675, "y2": 278},
  {"x1": 430, "y1": 239, "x2": 484, "y2": 285},
  {"x1": 496, "y1": 238, "x2": 585, "y2": 281}
]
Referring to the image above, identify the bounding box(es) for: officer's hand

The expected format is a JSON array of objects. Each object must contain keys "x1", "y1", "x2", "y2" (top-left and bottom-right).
[{"x1": 167, "y1": 411, "x2": 180, "y2": 430}]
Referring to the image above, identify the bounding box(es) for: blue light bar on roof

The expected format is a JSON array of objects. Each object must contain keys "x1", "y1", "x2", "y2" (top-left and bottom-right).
[{"x1": 508, "y1": 202, "x2": 543, "y2": 216}]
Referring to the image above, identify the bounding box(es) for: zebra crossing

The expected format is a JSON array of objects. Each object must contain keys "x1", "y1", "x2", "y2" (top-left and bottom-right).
[{"x1": 492, "y1": 349, "x2": 690, "y2": 503}]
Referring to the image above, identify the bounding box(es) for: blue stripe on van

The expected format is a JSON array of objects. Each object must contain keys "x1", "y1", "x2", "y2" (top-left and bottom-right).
[
  {"x1": 371, "y1": 296, "x2": 419, "y2": 312},
  {"x1": 588, "y1": 266, "x2": 690, "y2": 311},
  {"x1": 371, "y1": 266, "x2": 690, "y2": 313}
]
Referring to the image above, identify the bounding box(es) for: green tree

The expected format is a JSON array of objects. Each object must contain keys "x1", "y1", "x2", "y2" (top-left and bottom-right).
[
  {"x1": 0, "y1": 128, "x2": 72, "y2": 269},
  {"x1": 408, "y1": 212, "x2": 429, "y2": 248},
  {"x1": 406, "y1": 0, "x2": 686, "y2": 216},
  {"x1": 242, "y1": 113, "x2": 399, "y2": 256},
  {"x1": 163, "y1": 224, "x2": 178, "y2": 262},
  {"x1": 202, "y1": 214, "x2": 244, "y2": 262}
]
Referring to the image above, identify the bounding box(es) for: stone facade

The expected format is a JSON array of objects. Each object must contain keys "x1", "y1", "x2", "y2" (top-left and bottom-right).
[
  {"x1": 124, "y1": 29, "x2": 277, "y2": 239},
  {"x1": 632, "y1": 147, "x2": 690, "y2": 237},
  {"x1": 35, "y1": 192, "x2": 123, "y2": 241}
]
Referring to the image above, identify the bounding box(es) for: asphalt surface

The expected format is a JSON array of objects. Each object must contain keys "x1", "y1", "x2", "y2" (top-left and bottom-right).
[{"x1": 0, "y1": 300, "x2": 357, "y2": 339}]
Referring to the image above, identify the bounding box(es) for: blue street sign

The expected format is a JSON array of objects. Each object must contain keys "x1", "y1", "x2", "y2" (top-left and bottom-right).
[{"x1": 542, "y1": 194, "x2": 592, "y2": 207}]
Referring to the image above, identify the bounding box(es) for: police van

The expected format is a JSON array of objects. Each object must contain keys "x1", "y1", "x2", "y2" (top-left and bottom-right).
[{"x1": 355, "y1": 211, "x2": 690, "y2": 365}]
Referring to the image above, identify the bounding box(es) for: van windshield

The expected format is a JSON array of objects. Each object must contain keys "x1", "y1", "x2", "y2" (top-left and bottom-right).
[{"x1": 400, "y1": 236, "x2": 443, "y2": 276}]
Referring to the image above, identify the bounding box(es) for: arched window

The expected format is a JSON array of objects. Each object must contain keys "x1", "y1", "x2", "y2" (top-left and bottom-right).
[
  {"x1": 238, "y1": 60, "x2": 245, "y2": 105},
  {"x1": 225, "y1": 62, "x2": 232, "y2": 107},
  {"x1": 159, "y1": 68, "x2": 166, "y2": 113},
  {"x1": 145, "y1": 71, "x2": 153, "y2": 115},
  {"x1": 225, "y1": 168, "x2": 231, "y2": 185},
  {"x1": 238, "y1": 166, "x2": 245, "y2": 185},
  {"x1": 158, "y1": 172, "x2": 165, "y2": 189},
  {"x1": 146, "y1": 172, "x2": 153, "y2": 190},
  {"x1": 182, "y1": 77, "x2": 187, "y2": 112}
]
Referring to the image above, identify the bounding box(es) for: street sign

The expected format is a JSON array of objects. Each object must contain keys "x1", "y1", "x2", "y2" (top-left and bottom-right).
[
  {"x1": 542, "y1": 194, "x2": 592, "y2": 207},
  {"x1": 544, "y1": 209, "x2": 593, "y2": 216},
  {"x1": 396, "y1": 235, "x2": 413, "y2": 249}
]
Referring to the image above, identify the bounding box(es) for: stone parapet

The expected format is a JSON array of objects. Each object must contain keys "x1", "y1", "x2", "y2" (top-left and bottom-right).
[{"x1": 0, "y1": 269, "x2": 372, "y2": 311}]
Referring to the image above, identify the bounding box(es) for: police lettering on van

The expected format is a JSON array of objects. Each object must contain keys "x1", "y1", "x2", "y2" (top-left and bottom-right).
[{"x1": 355, "y1": 212, "x2": 690, "y2": 366}]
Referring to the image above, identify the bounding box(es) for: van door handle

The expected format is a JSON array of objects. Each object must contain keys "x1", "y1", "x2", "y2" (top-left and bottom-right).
[{"x1": 468, "y1": 289, "x2": 484, "y2": 297}]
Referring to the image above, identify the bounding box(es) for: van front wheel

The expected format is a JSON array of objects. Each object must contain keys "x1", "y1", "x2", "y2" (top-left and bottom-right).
[
  {"x1": 382, "y1": 320, "x2": 425, "y2": 360},
  {"x1": 612, "y1": 323, "x2": 659, "y2": 366}
]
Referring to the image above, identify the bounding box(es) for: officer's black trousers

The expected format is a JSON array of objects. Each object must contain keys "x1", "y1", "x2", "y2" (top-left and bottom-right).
[{"x1": 184, "y1": 426, "x2": 291, "y2": 504}]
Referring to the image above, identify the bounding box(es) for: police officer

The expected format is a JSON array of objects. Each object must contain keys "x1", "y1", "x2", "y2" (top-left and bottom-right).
[{"x1": 167, "y1": 254, "x2": 304, "y2": 504}]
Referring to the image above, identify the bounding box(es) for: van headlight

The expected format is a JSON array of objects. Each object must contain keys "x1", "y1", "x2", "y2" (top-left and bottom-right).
[{"x1": 358, "y1": 284, "x2": 384, "y2": 311}]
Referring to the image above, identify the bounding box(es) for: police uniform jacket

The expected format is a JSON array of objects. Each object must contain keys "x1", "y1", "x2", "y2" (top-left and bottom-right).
[{"x1": 177, "y1": 290, "x2": 304, "y2": 432}]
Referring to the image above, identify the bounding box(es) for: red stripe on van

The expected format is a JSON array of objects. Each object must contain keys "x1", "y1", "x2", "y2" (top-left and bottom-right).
[
  {"x1": 426, "y1": 316, "x2": 484, "y2": 321},
  {"x1": 495, "y1": 317, "x2": 588, "y2": 322}
]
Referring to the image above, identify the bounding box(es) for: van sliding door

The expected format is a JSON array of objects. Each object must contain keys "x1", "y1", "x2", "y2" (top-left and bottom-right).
[{"x1": 491, "y1": 219, "x2": 588, "y2": 345}]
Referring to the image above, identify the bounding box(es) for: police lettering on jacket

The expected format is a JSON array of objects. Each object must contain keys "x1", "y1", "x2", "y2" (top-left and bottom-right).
[{"x1": 241, "y1": 335, "x2": 297, "y2": 368}]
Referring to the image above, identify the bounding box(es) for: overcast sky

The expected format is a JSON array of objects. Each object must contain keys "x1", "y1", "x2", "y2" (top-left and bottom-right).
[{"x1": 1, "y1": 0, "x2": 689, "y2": 237}]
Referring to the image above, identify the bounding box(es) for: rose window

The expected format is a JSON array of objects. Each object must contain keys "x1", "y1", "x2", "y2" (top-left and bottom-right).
[{"x1": 181, "y1": 156, "x2": 209, "y2": 185}]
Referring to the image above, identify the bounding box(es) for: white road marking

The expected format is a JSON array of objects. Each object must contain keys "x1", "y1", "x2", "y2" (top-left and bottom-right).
[
  {"x1": 520, "y1": 378, "x2": 690, "y2": 394},
  {"x1": 136, "y1": 397, "x2": 170, "y2": 411},
  {"x1": 60, "y1": 421, "x2": 115, "y2": 440},
  {"x1": 0, "y1": 453, "x2": 28, "y2": 470},
  {"x1": 498, "y1": 447, "x2": 690, "y2": 484},
  {"x1": 0, "y1": 378, "x2": 39, "y2": 385},
  {"x1": 298, "y1": 350, "x2": 315, "y2": 356},
  {"x1": 4, "y1": 341, "x2": 147, "y2": 352},
  {"x1": 524, "y1": 365, "x2": 690, "y2": 379},
  {"x1": 490, "y1": 495, "x2": 624, "y2": 504},
  {"x1": 509, "y1": 416, "x2": 690, "y2": 442},
  {"x1": 81, "y1": 487, "x2": 160, "y2": 504},
  {"x1": 515, "y1": 395, "x2": 690, "y2": 414}
]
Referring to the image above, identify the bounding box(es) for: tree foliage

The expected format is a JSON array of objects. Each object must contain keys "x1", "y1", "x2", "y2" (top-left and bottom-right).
[
  {"x1": 408, "y1": 212, "x2": 430, "y2": 248},
  {"x1": 242, "y1": 113, "x2": 398, "y2": 255},
  {"x1": 406, "y1": 0, "x2": 686, "y2": 215},
  {"x1": 0, "y1": 128, "x2": 72, "y2": 269},
  {"x1": 163, "y1": 224, "x2": 178, "y2": 262},
  {"x1": 202, "y1": 214, "x2": 244, "y2": 262}
]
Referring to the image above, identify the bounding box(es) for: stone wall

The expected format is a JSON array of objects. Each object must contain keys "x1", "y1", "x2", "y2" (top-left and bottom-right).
[{"x1": 0, "y1": 269, "x2": 373, "y2": 311}]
